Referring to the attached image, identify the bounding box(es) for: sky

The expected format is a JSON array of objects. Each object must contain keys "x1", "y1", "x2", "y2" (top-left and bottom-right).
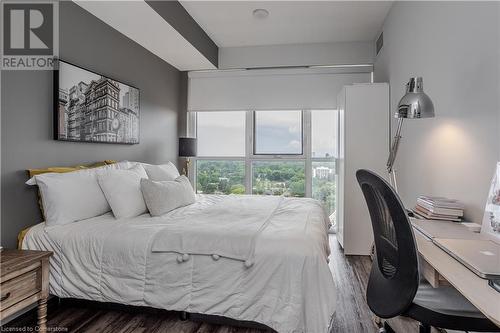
[
  {"x1": 197, "y1": 110, "x2": 337, "y2": 157},
  {"x1": 255, "y1": 111, "x2": 302, "y2": 154}
]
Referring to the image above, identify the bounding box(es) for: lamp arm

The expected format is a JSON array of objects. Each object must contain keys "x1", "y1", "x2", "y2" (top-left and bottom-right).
[{"x1": 386, "y1": 118, "x2": 404, "y2": 174}]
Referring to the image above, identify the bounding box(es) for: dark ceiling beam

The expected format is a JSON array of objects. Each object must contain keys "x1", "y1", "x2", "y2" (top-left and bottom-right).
[{"x1": 146, "y1": 1, "x2": 218, "y2": 68}]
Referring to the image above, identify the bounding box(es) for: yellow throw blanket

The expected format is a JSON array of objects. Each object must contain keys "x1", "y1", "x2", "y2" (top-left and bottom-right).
[{"x1": 17, "y1": 226, "x2": 32, "y2": 249}]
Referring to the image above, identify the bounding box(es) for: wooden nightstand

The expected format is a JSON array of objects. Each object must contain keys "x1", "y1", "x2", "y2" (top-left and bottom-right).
[{"x1": 0, "y1": 249, "x2": 52, "y2": 332}]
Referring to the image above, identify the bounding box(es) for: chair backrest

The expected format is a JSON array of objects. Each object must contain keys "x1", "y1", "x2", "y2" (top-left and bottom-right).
[{"x1": 356, "y1": 169, "x2": 420, "y2": 318}]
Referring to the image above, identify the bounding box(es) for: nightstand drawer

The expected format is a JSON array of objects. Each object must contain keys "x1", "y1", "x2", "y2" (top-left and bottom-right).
[
  {"x1": 0, "y1": 269, "x2": 41, "y2": 311},
  {"x1": 1, "y1": 249, "x2": 52, "y2": 327}
]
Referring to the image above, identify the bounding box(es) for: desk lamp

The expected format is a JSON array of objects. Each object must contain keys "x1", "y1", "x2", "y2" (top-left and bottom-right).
[{"x1": 386, "y1": 77, "x2": 435, "y2": 191}]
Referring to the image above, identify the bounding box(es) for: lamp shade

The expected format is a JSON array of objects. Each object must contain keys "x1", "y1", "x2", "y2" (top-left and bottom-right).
[
  {"x1": 396, "y1": 77, "x2": 435, "y2": 119},
  {"x1": 179, "y1": 137, "x2": 197, "y2": 157}
]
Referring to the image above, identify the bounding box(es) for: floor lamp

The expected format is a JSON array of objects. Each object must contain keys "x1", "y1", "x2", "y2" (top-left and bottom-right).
[{"x1": 386, "y1": 77, "x2": 435, "y2": 192}]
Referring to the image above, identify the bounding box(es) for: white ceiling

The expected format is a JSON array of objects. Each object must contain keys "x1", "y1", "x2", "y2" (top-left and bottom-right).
[
  {"x1": 74, "y1": 1, "x2": 216, "y2": 71},
  {"x1": 180, "y1": 1, "x2": 393, "y2": 48}
]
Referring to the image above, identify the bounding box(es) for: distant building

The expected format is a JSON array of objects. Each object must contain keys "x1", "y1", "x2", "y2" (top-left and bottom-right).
[
  {"x1": 122, "y1": 89, "x2": 139, "y2": 112},
  {"x1": 313, "y1": 166, "x2": 333, "y2": 179},
  {"x1": 117, "y1": 107, "x2": 139, "y2": 143},
  {"x1": 83, "y1": 77, "x2": 120, "y2": 142},
  {"x1": 67, "y1": 81, "x2": 88, "y2": 140},
  {"x1": 122, "y1": 93, "x2": 129, "y2": 109},
  {"x1": 58, "y1": 89, "x2": 68, "y2": 139},
  {"x1": 129, "y1": 89, "x2": 139, "y2": 111},
  {"x1": 60, "y1": 78, "x2": 139, "y2": 143}
]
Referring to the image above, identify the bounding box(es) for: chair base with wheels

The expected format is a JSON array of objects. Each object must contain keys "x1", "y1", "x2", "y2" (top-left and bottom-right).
[{"x1": 376, "y1": 279, "x2": 500, "y2": 333}]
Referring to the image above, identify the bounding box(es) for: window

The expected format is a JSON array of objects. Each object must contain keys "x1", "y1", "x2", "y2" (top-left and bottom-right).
[
  {"x1": 192, "y1": 109, "x2": 338, "y2": 218},
  {"x1": 195, "y1": 112, "x2": 246, "y2": 195},
  {"x1": 311, "y1": 110, "x2": 337, "y2": 216},
  {"x1": 197, "y1": 111, "x2": 245, "y2": 157},
  {"x1": 312, "y1": 110, "x2": 337, "y2": 158},
  {"x1": 254, "y1": 110, "x2": 302, "y2": 155}
]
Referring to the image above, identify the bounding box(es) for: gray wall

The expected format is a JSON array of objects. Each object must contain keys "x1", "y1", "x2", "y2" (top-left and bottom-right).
[
  {"x1": 178, "y1": 71, "x2": 189, "y2": 138},
  {"x1": 219, "y1": 42, "x2": 374, "y2": 69},
  {"x1": 1, "y1": 2, "x2": 181, "y2": 248},
  {"x1": 374, "y1": 1, "x2": 500, "y2": 223}
]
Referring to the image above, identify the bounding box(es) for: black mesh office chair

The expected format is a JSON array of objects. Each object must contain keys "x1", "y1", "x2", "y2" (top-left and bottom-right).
[{"x1": 356, "y1": 169, "x2": 500, "y2": 333}]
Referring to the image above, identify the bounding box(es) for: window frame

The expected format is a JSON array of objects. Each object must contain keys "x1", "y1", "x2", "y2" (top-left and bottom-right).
[{"x1": 190, "y1": 110, "x2": 337, "y2": 200}]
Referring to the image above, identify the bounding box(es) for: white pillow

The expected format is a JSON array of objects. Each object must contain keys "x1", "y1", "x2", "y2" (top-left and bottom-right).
[
  {"x1": 98, "y1": 164, "x2": 149, "y2": 219},
  {"x1": 25, "y1": 160, "x2": 134, "y2": 186},
  {"x1": 31, "y1": 161, "x2": 133, "y2": 226},
  {"x1": 141, "y1": 176, "x2": 195, "y2": 216},
  {"x1": 142, "y1": 162, "x2": 180, "y2": 181}
]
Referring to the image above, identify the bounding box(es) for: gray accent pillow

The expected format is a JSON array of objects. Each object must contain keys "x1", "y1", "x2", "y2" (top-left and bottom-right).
[{"x1": 141, "y1": 176, "x2": 196, "y2": 216}]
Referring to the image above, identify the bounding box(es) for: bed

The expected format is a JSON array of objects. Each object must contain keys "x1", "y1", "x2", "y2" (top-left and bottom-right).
[{"x1": 22, "y1": 194, "x2": 336, "y2": 333}]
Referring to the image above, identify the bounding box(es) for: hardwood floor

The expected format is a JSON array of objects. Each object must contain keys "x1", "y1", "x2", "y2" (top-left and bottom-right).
[
  {"x1": 328, "y1": 236, "x2": 378, "y2": 332},
  {"x1": 3, "y1": 236, "x2": 431, "y2": 333}
]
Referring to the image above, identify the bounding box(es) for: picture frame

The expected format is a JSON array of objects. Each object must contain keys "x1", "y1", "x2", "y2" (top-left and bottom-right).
[
  {"x1": 481, "y1": 162, "x2": 500, "y2": 240},
  {"x1": 53, "y1": 59, "x2": 140, "y2": 144}
]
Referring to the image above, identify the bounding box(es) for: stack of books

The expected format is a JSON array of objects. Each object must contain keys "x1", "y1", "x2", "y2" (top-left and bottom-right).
[{"x1": 413, "y1": 196, "x2": 464, "y2": 222}]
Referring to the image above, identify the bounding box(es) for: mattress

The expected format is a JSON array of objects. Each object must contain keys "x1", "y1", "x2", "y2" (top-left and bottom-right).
[{"x1": 23, "y1": 194, "x2": 336, "y2": 333}]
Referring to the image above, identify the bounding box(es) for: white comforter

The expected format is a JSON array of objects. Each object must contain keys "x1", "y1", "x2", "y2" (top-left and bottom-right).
[
  {"x1": 23, "y1": 195, "x2": 336, "y2": 333},
  {"x1": 151, "y1": 195, "x2": 289, "y2": 266}
]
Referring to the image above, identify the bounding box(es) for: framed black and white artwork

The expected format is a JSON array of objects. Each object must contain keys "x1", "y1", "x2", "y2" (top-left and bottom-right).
[
  {"x1": 482, "y1": 162, "x2": 500, "y2": 241},
  {"x1": 54, "y1": 59, "x2": 140, "y2": 144}
]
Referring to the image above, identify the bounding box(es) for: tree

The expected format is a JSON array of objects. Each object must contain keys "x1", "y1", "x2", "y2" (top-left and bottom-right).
[
  {"x1": 230, "y1": 184, "x2": 246, "y2": 194},
  {"x1": 290, "y1": 181, "x2": 305, "y2": 197}
]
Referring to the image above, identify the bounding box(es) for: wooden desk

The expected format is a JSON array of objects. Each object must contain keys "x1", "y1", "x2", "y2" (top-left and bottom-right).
[{"x1": 411, "y1": 221, "x2": 500, "y2": 327}]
